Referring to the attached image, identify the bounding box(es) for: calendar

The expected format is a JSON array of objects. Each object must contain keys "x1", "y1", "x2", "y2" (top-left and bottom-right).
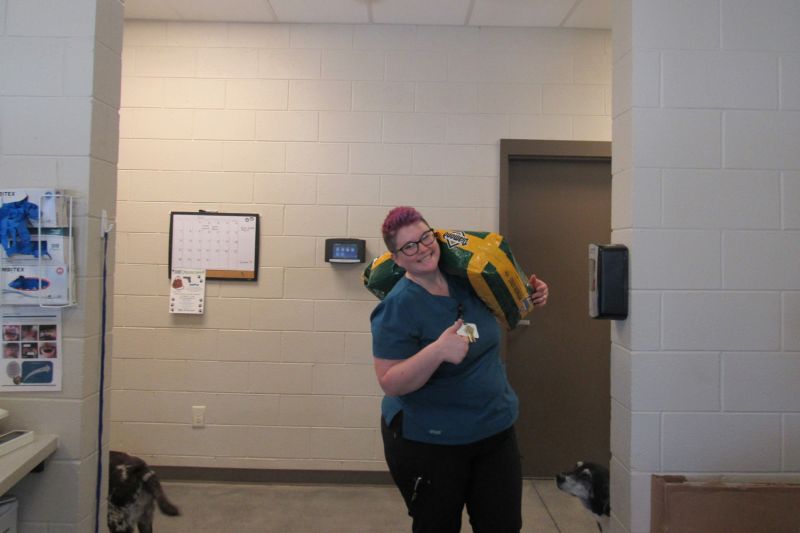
[{"x1": 168, "y1": 212, "x2": 259, "y2": 280}]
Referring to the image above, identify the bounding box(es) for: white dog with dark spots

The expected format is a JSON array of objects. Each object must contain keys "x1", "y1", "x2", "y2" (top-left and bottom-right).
[{"x1": 108, "y1": 451, "x2": 179, "y2": 533}]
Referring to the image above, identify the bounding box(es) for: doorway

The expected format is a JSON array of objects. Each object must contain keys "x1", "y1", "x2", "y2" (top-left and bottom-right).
[{"x1": 500, "y1": 139, "x2": 612, "y2": 477}]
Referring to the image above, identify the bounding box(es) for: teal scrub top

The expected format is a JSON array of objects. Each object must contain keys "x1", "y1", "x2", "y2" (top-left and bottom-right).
[{"x1": 370, "y1": 274, "x2": 519, "y2": 445}]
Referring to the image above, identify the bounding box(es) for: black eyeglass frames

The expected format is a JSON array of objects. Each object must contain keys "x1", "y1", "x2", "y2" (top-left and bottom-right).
[{"x1": 396, "y1": 228, "x2": 436, "y2": 256}]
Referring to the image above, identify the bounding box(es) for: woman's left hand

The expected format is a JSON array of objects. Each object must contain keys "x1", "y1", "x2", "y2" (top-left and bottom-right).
[{"x1": 529, "y1": 274, "x2": 548, "y2": 307}]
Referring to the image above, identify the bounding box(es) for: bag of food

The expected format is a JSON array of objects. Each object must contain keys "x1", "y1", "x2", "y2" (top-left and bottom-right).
[{"x1": 362, "y1": 229, "x2": 534, "y2": 329}]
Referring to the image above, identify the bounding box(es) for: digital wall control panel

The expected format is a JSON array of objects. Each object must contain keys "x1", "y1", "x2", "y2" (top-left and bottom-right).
[{"x1": 325, "y1": 239, "x2": 366, "y2": 264}]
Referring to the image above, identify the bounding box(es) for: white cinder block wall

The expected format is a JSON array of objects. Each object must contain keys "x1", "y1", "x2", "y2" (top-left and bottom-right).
[
  {"x1": 0, "y1": 0, "x2": 122, "y2": 530},
  {"x1": 611, "y1": 1, "x2": 800, "y2": 532},
  {"x1": 111, "y1": 21, "x2": 611, "y2": 470}
]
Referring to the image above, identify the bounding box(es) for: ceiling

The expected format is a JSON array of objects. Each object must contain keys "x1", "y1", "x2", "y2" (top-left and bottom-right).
[{"x1": 123, "y1": 0, "x2": 612, "y2": 30}]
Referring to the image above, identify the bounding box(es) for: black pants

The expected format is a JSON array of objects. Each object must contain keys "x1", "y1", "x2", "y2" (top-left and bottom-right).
[{"x1": 381, "y1": 413, "x2": 522, "y2": 533}]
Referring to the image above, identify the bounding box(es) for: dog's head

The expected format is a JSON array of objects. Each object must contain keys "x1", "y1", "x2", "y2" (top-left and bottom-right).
[{"x1": 555, "y1": 461, "x2": 610, "y2": 517}]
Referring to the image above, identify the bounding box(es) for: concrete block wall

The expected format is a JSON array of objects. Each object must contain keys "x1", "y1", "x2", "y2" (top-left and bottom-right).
[
  {"x1": 112, "y1": 21, "x2": 611, "y2": 470},
  {"x1": 611, "y1": 1, "x2": 800, "y2": 531},
  {"x1": 0, "y1": 0, "x2": 123, "y2": 530}
]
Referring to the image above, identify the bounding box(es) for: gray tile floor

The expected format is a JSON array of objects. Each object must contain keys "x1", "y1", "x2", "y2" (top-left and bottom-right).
[{"x1": 153, "y1": 479, "x2": 599, "y2": 532}]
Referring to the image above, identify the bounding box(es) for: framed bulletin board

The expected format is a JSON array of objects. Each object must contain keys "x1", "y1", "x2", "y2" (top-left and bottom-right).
[{"x1": 168, "y1": 211, "x2": 259, "y2": 280}]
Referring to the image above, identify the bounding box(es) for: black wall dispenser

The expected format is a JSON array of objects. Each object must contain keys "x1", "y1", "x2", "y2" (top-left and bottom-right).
[{"x1": 589, "y1": 244, "x2": 628, "y2": 320}]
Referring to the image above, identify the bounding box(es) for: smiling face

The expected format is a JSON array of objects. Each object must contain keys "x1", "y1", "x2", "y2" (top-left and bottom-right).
[{"x1": 391, "y1": 221, "x2": 440, "y2": 279}]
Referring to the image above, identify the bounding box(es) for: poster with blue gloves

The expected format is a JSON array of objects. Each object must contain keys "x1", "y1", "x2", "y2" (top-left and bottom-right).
[{"x1": 0, "y1": 189, "x2": 72, "y2": 305}]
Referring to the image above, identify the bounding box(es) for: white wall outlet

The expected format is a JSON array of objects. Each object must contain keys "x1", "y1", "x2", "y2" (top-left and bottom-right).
[{"x1": 192, "y1": 405, "x2": 206, "y2": 428}]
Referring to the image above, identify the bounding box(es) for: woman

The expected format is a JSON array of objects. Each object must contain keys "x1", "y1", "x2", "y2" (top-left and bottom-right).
[{"x1": 371, "y1": 206, "x2": 548, "y2": 533}]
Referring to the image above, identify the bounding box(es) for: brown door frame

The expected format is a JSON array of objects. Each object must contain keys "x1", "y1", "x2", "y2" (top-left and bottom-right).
[{"x1": 499, "y1": 139, "x2": 611, "y2": 237}]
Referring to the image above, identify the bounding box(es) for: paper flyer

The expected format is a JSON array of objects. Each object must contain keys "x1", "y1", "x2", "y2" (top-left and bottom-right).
[
  {"x1": 169, "y1": 268, "x2": 206, "y2": 314},
  {"x1": 1, "y1": 307, "x2": 62, "y2": 391}
]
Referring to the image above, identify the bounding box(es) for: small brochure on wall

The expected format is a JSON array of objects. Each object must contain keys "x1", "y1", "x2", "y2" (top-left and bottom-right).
[
  {"x1": 169, "y1": 268, "x2": 206, "y2": 315},
  {"x1": 1, "y1": 308, "x2": 62, "y2": 391}
]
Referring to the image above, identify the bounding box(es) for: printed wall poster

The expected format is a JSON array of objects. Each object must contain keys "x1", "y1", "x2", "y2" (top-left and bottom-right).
[
  {"x1": 1, "y1": 308, "x2": 62, "y2": 391},
  {"x1": 169, "y1": 268, "x2": 206, "y2": 314}
]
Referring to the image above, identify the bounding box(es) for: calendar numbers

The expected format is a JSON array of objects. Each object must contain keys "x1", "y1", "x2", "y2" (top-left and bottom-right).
[{"x1": 169, "y1": 213, "x2": 259, "y2": 280}]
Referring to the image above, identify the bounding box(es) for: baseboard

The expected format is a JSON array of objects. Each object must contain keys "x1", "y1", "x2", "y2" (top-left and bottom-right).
[{"x1": 155, "y1": 466, "x2": 394, "y2": 485}]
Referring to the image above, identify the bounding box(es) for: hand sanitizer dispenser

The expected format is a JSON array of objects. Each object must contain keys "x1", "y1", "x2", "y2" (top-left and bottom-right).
[{"x1": 589, "y1": 244, "x2": 628, "y2": 320}]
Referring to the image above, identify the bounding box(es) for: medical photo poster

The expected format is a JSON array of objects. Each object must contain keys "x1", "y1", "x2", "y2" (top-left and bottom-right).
[{"x1": 1, "y1": 308, "x2": 62, "y2": 391}]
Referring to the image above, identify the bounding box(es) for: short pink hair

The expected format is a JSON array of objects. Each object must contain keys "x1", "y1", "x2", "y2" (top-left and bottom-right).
[{"x1": 381, "y1": 206, "x2": 429, "y2": 251}]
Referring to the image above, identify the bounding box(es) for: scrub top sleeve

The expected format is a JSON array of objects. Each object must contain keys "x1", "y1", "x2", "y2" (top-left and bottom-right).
[{"x1": 370, "y1": 298, "x2": 420, "y2": 360}]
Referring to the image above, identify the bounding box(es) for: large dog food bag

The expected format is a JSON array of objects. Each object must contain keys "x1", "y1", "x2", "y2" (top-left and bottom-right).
[{"x1": 362, "y1": 230, "x2": 534, "y2": 329}]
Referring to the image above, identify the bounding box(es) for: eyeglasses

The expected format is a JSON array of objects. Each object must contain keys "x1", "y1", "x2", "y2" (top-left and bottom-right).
[{"x1": 396, "y1": 229, "x2": 436, "y2": 256}]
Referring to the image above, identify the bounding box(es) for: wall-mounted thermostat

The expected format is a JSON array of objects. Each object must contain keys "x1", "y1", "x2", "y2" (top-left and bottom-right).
[
  {"x1": 589, "y1": 244, "x2": 628, "y2": 320},
  {"x1": 325, "y1": 238, "x2": 366, "y2": 263}
]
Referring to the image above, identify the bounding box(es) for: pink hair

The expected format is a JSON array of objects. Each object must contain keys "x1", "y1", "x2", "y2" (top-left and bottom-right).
[{"x1": 381, "y1": 206, "x2": 429, "y2": 251}]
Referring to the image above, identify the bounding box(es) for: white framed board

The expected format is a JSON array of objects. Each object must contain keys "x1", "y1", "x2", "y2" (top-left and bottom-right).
[{"x1": 168, "y1": 212, "x2": 259, "y2": 280}]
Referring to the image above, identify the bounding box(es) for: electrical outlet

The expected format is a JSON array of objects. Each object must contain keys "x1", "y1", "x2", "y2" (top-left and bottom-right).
[{"x1": 192, "y1": 405, "x2": 206, "y2": 428}]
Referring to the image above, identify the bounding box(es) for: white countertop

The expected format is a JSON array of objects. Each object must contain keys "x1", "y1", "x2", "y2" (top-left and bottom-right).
[{"x1": 0, "y1": 434, "x2": 58, "y2": 496}]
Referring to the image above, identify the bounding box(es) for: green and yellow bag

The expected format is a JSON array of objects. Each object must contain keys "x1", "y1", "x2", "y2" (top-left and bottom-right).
[{"x1": 362, "y1": 229, "x2": 534, "y2": 329}]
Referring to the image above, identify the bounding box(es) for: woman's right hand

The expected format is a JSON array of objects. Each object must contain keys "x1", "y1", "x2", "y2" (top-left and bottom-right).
[
  {"x1": 437, "y1": 319, "x2": 469, "y2": 364},
  {"x1": 373, "y1": 319, "x2": 470, "y2": 396}
]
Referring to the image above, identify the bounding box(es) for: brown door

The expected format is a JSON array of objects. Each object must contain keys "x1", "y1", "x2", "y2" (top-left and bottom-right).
[{"x1": 504, "y1": 154, "x2": 611, "y2": 477}]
